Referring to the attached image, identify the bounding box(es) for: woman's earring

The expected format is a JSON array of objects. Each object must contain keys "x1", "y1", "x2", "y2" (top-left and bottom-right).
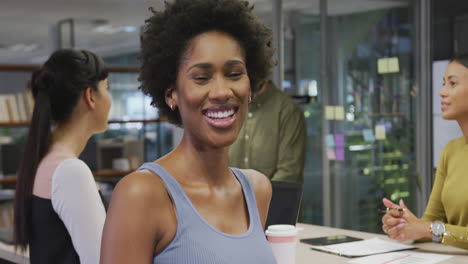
[
  {"x1": 248, "y1": 95, "x2": 252, "y2": 104},
  {"x1": 170, "y1": 104, "x2": 174, "y2": 111}
]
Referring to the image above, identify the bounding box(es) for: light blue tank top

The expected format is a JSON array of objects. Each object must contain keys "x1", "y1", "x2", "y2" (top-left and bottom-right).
[{"x1": 137, "y1": 163, "x2": 277, "y2": 264}]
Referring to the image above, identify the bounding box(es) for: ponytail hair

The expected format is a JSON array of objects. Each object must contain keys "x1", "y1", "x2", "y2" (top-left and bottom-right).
[{"x1": 14, "y1": 49, "x2": 108, "y2": 251}]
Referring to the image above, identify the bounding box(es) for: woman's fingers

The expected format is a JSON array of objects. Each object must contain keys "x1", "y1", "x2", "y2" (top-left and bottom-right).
[
  {"x1": 399, "y1": 199, "x2": 409, "y2": 209},
  {"x1": 383, "y1": 215, "x2": 405, "y2": 226},
  {"x1": 389, "y1": 209, "x2": 405, "y2": 217},
  {"x1": 382, "y1": 224, "x2": 388, "y2": 233},
  {"x1": 397, "y1": 233, "x2": 406, "y2": 241},
  {"x1": 383, "y1": 198, "x2": 397, "y2": 208},
  {"x1": 386, "y1": 223, "x2": 405, "y2": 239},
  {"x1": 382, "y1": 198, "x2": 408, "y2": 240},
  {"x1": 382, "y1": 210, "x2": 405, "y2": 226}
]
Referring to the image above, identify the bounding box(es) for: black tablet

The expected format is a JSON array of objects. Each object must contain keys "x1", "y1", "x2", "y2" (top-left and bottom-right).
[{"x1": 300, "y1": 235, "x2": 363, "y2": 246}]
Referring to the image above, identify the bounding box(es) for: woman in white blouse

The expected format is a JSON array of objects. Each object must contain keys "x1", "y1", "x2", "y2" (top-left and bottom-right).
[{"x1": 14, "y1": 49, "x2": 111, "y2": 264}]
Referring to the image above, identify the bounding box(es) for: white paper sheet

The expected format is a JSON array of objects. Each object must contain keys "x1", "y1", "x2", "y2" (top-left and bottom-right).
[
  {"x1": 311, "y1": 237, "x2": 416, "y2": 257},
  {"x1": 348, "y1": 250, "x2": 453, "y2": 264}
]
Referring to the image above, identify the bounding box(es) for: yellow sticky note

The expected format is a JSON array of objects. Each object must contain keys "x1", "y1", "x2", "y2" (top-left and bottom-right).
[
  {"x1": 325, "y1": 106, "x2": 335, "y2": 120},
  {"x1": 388, "y1": 57, "x2": 400, "y2": 73},
  {"x1": 335, "y1": 106, "x2": 345, "y2": 120},
  {"x1": 377, "y1": 58, "x2": 388, "y2": 74},
  {"x1": 375, "y1": 125, "x2": 386, "y2": 140}
]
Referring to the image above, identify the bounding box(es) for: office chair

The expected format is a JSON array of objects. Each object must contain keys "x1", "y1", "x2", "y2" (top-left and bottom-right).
[
  {"x1": 1, "y1": 142, "x2": 25, "y2": 176},
  {"x1": 265, "y1": 181, "x2": 303, "y2": 229}
]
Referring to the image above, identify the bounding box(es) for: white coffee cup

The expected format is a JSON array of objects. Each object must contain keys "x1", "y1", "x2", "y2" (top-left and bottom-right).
[{"x1": 265, "y1": 224, "x2": 298, "y2": 264}]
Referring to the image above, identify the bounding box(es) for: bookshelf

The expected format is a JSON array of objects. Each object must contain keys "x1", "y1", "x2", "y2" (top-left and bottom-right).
[
  {"x1": 0, "y1": 118, "x2": 168, "y2": 127},
  {"x1": 0, "y1": 169, "x2": 135, "y2": 185},
  {"x1": 107, "y1": 118, "x2": 168, "y2": 124},
  {"x1": 92, "y1": 169, "x2": 134, "y2": 178},
  {"x1": 0, "y1": 122, "x2": 29, "y2": 127},
  {"x1": 0, "y1": 177, "x2": 17, "y2": 185},
  {"x1": 0, "y1": 65, "x2": 174, "y2": 185}
]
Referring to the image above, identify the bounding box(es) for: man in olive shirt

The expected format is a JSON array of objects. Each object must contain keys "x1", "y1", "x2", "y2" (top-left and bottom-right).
[{"x1": 229, "y1": 80, "x2": 306, "y2": 183}]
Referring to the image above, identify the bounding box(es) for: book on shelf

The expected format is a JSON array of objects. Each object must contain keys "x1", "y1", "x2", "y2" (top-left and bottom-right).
[
  {"x1": 6, "y1": 94, "x2": 20, "y2": 122},
  {"x1": 0, "y1": 91, "x2": 34, "y2": 123},
  {"x1": 15, "y1": 93, "x2": 27, "y2": 122},
  {"x1": 0, "y1": 96, "x2": 8, "y2": 122}
]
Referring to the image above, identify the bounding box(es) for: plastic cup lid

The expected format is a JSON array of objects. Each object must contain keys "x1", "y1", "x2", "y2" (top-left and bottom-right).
[{"x1": 265, "y1": 224, "x2": 298, "y2": 237}]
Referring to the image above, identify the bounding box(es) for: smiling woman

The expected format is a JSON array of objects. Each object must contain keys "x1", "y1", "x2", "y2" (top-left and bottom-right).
[
  {"x1": 439, "y1": 57, "x2": 468, "y2": 121},
  {"x1": 100, "y1": 0, "x2": 276, "y2": 264},
  {"x1": 381, "y1": 54, "x2": 468, "y2": 250},
  {"x1": 167, "y1": 31, "x2": 251, "y2": 148}
]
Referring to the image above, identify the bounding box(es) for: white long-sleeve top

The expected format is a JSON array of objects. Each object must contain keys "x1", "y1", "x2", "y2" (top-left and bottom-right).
[
  {"x1": 32, "y1": 143, "x2": 106, "y2": 264},
  {"x1": 51, "y1": 158, "x2": 106, "y2": 264}
]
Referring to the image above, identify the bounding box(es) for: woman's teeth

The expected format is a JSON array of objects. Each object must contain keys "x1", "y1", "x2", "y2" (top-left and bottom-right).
[{"x1": 205, "y1": 109, "x2": 235, "y2": 119}]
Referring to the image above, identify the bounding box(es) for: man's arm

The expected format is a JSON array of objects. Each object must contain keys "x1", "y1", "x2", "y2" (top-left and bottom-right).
[{"x1": 271, "y1": 103, "x2": 306, "y2": 183}]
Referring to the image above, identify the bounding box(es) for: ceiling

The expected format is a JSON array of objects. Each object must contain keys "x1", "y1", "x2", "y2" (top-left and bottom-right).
[{"x1": 0, "y1": 0, "x2": 407, "y2": 65}]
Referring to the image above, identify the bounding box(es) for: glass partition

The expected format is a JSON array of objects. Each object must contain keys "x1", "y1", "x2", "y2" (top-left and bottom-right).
[
  {"x1": 284, "y1": 11, "x2": 323, "y2": 225},
  {"x1": 325, "y1": 3, "x2": 417, "y2": 232},
  {"x1": 255, "y1": 1, "x2": 324, "y2": 225},
  {"x1": 259, "y1": 0, "x2": 417, "y2": 232}
]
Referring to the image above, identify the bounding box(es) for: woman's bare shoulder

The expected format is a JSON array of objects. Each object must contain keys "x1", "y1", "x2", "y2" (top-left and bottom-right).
[
  {"x1": 111, "y1": 169, "x2": 170, "y2": 210},
  {"x1": 239, "y1": 169, "x2": 272, "y2": 227},
  {"x1": 239, "y1": 169, "x2": 272, "y2": 198},
  {"x1": 101, "y1": 168, "x2": 175, "y2": 263}
]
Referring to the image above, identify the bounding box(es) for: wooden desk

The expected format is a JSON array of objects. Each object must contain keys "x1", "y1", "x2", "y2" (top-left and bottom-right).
[
  {"x1": 296, "y1": 223, "x2": 468, "y2": 264},
  {"x1": 2, "y1": 223, "x2": 467, "y2": 263}
]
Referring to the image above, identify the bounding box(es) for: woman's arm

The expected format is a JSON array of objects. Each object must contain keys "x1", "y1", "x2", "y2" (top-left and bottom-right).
[
  {"x1": 422, "y1": 148, "x2": 468, "y2": 249},
  {"x1": 100, "y1": 170, "x2": 168, "y2": 264},
  {"x1": 441, "y1": 224, "x2": 468, "y2": 249},
  {"x1": 51, "y1": 159, "x2": 106, "y2": 264},
  {"x1": 382, "y1": 143, "x2": 468, "y2": 249},
  {"x1": 420, "y1": 144, "x2": 449, "y2": 223},
  {"x1": 382, "y1": 198, "x2": 468, "y2": 250}
]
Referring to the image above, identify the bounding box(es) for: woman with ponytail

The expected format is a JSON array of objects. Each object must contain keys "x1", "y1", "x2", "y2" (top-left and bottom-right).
[{"x1": 13, "y1": 49, "x2": 111, "y2": 264}]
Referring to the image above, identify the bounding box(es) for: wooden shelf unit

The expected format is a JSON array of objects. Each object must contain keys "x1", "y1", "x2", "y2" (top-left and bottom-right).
[
  {"x1": 0, "y1": 169, "x2": 135, "y2": 184},
  {"x1": 0, "y1": 177, "x2": 17, "y2": 185},
  {"x1": 0, "y1": 65, "x2": 161, "y2": 186},
  {"x1": 0, "y1": 65, "x2": 139, "y2": 73},
  {"x1": 0, "y1": 118, "x2": 168, "y2": 127},
  {"x1": 92, "y1": 169, "x2": 134, "y2": 178},
  {"x1": 0, "y1": 121, "x2": 30, "y2": 127}
]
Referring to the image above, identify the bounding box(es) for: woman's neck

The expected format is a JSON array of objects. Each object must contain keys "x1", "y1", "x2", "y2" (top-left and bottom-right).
[
  {"x1": 163, "y1": 136, "x2": 232, "y2": 186},
  {"x1": 52, "y1": 120, "x2": 92, "y2": 157}
]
